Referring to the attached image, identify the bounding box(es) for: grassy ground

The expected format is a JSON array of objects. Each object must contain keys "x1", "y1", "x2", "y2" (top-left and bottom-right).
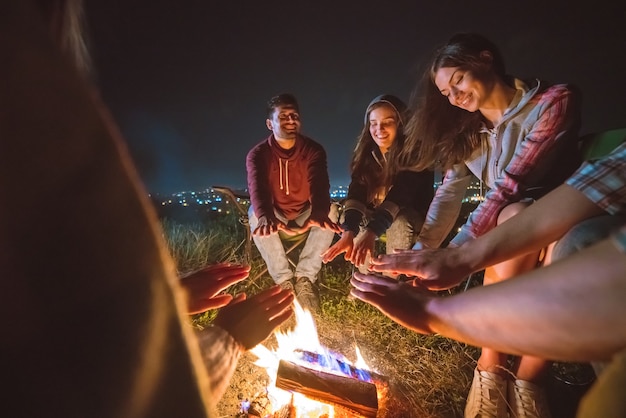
[
  {"x1": 162, "y1": 217, "x2": 593, "y2": 418},
  {"x1": 162, "y1": 218, "x2": 478, "y2": 417}
]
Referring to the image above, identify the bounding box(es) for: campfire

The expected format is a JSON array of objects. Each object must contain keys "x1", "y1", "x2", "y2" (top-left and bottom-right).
[{"x1": 247, "y1": 300, "x2": 388, "y2": 417}]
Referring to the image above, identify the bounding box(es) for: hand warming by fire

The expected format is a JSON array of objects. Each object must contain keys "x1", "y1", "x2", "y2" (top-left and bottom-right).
[{"x1": 248, "y1": 300, "x2": 387, "y2": 418}]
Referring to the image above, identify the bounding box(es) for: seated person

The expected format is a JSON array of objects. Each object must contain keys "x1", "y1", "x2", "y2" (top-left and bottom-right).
[
  {"x1": 383, "y1": 33, "x2": 583, "y2": 417},
  {"x1": 246, "y1": 93, "x2": 341, "y2": 311},
  {"x1": 322, "y1": 94, "x2": 433, "y2": 271},
  {"x1": 369, "y1": 140, "x2": 626, "y2": 290}
]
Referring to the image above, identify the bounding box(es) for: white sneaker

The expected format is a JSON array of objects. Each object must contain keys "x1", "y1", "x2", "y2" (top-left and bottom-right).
[
  {"x1": 465, "y1": 368, "x2": 508, "y2": 418},
  {"x1": 508, "y1": 379, "x2": 552, "y2": 418}
]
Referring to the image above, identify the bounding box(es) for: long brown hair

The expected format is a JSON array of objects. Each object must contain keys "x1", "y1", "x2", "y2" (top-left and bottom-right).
[
  {"x1": 400, "y1": 33, "x2": 508, "y2": 171},
  {"x1": 351, "y1": 96, "x2": 406, "y2": 203}
]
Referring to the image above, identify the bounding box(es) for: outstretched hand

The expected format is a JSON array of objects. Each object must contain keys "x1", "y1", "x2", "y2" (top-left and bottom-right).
[
  {"x1": 180, "y1": 263, "x2": 251, "y2": 314},
  {"x1": 350, "y1": 272, "x2": 436, "y2": 335},
  {"x1": 295, "y1": 215, "x2": 342, "y2": 236},
  {"x1": 252, "y1": 215, "x2": 296, "y2": 236},
  {"x1": 349, "y1": 229, "x2": 377, "y2": 267},
  {"x1": 370, "y1": 247, "x2": 471, "y2": 290},
  {"x1": 213, "y1": 285, "x2": 294, "y2": 350},
  {"x1": 322, "y1": 231, "x2": 355, "y2": 263}
]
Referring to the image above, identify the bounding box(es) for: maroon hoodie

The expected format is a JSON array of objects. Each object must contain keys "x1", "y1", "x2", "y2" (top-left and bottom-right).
[{"x1": 246, "y1": 134, "x2": 331, "y2": 221}]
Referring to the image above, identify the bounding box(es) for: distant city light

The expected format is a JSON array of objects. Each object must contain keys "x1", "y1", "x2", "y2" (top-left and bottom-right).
[{"x1": 150, "y1": 181, "x2": 483, "y2": 218}]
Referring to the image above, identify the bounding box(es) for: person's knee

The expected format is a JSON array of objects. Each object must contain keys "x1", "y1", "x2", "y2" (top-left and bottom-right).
[
  {"x1": 388, "y1": 213, "x2": 408, "y2": 231},
  {"x1": 328, "y1": 202, "x2": 340, "y2": 223},
  {"x1": 390, "y1": 208, "x2": 423, "y2": 232},
  {"x1": 386, "y1": 211, "x2": 421, "y2": 253},
  {"x1": 497, "y1": 201, "x2": 531, "y2": 224},
  {"x1": 248, "y1": 206, "x2": 258, "y2": 229}
]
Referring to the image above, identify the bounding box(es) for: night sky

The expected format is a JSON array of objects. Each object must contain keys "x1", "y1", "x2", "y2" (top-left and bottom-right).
[{"x1": 84, "y1": 1, "x2": 626, "y2": 195}]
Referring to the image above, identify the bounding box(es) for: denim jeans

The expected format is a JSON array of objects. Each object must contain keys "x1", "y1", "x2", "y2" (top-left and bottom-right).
[
  {"x1": 356, "y1": 207, "x2": 425, "y2": 274},
  {"x1": 385, "y1": 207, "x2": 425, "y2": 254},
  {"x1": 552, "y1": 214, "x2": 626, "y2": 261},
  {"x1": 249, "y1": 204, "x2": 339, "y2": 285}
]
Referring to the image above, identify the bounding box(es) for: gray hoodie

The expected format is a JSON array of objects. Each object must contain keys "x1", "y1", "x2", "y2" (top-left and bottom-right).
[{"x1": 417, "y1": 78, "x2": 582, "y2": 248}]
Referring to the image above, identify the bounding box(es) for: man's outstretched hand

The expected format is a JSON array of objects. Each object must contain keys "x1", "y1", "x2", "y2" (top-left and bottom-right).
[
  {"x1": 253, "y1": 215, "x2": 298, "y2": 236},
  {"x1": 180, "y1": 263, "x2": 251, "y2": 314},
  {"x1": 214, "y1": 285, "x2": 295, "y2": 350},
  {"x1": 292, "y1": 215, "x2": 342, "y2": 236}
]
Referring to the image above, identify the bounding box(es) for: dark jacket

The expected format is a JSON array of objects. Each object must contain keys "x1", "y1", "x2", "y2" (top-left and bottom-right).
[
  {"x1": 246, "y1": 133, "x2": 331, "y2": 221},
  {"x1": 342, "y1": 149, "x2": 434, "y2": 236}
]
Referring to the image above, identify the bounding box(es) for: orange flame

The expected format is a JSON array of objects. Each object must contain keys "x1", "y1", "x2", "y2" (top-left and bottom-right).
[{"x1": 249, "y1": 300, "x2": 375, "y2": 417}]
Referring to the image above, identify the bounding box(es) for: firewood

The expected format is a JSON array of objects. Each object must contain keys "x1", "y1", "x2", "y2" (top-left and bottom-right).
[
  {"x1": 275, "y1": 359, "x2": 378, "y2": 418},
  {"x1": 294, "y1": 349, "x2": 387, "y2": 384}
]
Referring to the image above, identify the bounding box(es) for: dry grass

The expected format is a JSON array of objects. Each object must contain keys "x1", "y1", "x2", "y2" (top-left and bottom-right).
[
  {"x1": 162, "y1": 218, "x2": 591, "y2": 418},
  {"x1": 208, "y1": 263, "x2": 479, "y2": 418},
  {"x1": 162, "y1": 218, "x2": 479, "y2": 417}
]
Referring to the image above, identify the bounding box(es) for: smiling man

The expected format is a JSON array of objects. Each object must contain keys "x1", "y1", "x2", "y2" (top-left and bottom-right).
[{"x1": 246, "y1": 94, "x2": 340, "y2": 312}]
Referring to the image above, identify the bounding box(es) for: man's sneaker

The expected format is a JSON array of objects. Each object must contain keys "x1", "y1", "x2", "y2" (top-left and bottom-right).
[
  {"x1": 508, "y1": 379, "x2": 552, "y2": 418},
  {"x1": 278, "y1": 279, "x2": 294, "y2": 292},
  {"x1": 464, "y1": 367, "x2": 508, "y2": 418},
  {"x1": 294, "y1": 277, "x2": 320, "y2": 312}
]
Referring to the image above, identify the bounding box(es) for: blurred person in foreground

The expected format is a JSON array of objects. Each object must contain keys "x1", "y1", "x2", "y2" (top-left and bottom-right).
[{"x1": 0, "y1": 1, "x2": 293, "y2": 418}]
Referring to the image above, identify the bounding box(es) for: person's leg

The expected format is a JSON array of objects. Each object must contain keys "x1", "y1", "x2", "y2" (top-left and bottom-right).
[
  {"x1": 481, "y1": 202, "x2": 543, "y2": 377},
  {"x1": 294, "y1": 203, "x2": 339, "y2": 282},
  {"x1": 248, "y1": 206, "x2": 293, "y2": 285},
  {"x1": 469, "y1": 202, "x2": 552, "y2": 417},
  {"x1": 291, "y1": 204, "x2": 338, "y2": 311},
  {"x1": 385, "y1": 208, "x2": 424, "y2": 254}
]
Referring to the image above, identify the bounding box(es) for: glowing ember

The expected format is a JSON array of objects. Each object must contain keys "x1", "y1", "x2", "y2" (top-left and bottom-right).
[{"x1": 249, "y1": 300, "x2": 380, "y2": 417}]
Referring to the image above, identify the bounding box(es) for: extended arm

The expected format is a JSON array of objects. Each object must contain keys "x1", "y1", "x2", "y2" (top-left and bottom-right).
[
  {"x1": 370, "y1": 184, "x2": 604, "y2": 289},
  {"x1": 352, "y1": 229, "x2": 626, "y2": 362},
  {"x1": 372, "y1": 143, "x2": 626, "y2": 288}
]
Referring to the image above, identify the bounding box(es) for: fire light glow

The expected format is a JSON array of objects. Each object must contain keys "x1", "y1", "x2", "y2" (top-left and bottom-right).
[{"x1": 249, "y1": 300, "x2": 377, "y2": 417}]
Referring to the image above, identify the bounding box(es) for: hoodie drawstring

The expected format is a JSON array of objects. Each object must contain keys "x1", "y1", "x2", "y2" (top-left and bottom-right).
[{"x1": 279, "y1": 158, "x2": 290, "y2": 195}]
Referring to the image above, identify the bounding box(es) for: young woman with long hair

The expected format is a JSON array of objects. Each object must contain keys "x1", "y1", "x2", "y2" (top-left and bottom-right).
[
  {"x1": 394, "y1": 33, "x2": 583, "y2": 418},
  {"x1": 322, "y1": 94, "x2": 433, "y2": 269}
]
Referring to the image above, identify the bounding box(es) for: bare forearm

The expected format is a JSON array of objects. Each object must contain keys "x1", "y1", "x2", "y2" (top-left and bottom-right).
[
  {"x1": 428, "y1": 238, "x2": 626, "y2": 362},
  {"x1": 458, "y1": 184, "x2": 604, "y2": 273}
]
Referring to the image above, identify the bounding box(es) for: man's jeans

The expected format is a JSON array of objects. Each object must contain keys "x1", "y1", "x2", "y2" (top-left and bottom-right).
[{"x1": 249, "y1": 204, "x2": 338, "y2": 285}]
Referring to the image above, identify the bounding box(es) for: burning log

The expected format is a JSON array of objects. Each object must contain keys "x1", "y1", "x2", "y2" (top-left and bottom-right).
[
  {"x1": 293, "y1": 350, "x2": 387, "y2": 384},
  {"x1": 275, "y1": 359, "x2": 378, "y2": 418}
]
